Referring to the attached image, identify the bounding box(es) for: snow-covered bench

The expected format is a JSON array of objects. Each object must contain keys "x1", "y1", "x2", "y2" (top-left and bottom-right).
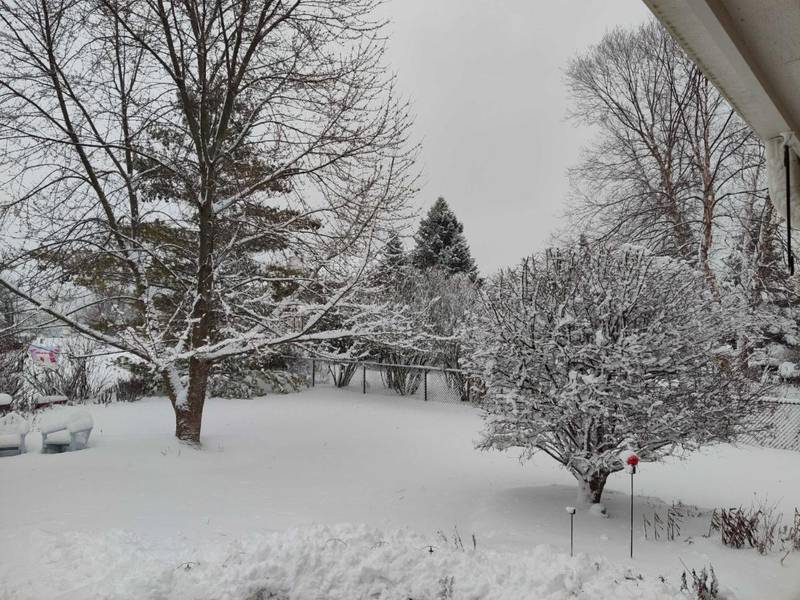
[
  {"x1": 0, "y1": 412, "x2": 30, "y2": 456},
  {"x1": 35, "y1": 395, "x2": 68, "y2": 410},
  {"x1": 0, "y1": 393, "x2": 12, "y2": 416},
  {"x1": 40, "y1": 408, "x2": 93, "y2": 453}
]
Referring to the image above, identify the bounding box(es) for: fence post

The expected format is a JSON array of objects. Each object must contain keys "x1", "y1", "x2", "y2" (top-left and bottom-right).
[
  {"x1": 311, "y1": 359, "x2": 316, "y2": 387},
  {"x1": 362, "y1": 364, "x2": 366, "y2": 394},
  {"x1": 423, "y1": 369, "x2": 428, "y2": 401},
  {"x1": 465, "y1": 377, "x2": 471, "y2": 402}
]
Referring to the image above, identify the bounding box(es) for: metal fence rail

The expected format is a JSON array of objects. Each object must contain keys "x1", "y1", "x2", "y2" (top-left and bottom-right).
[
  {"x1": 293, "y1": 357, "x2": 800, "y2": 451},
  {"x1": 297, "y1": 357, "x2": 481, "y2": 404},
  {"x1": 742, "y1": 399, "x2": 800, "y2": 451}
]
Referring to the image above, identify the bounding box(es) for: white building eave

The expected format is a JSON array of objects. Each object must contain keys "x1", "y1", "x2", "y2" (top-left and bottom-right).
[
  {"x1": 642, "y1": 0, "x2": 800, "y2": 230},
  {"x1": 641, "y1": 0, "x2": 800, "y2": 156}
]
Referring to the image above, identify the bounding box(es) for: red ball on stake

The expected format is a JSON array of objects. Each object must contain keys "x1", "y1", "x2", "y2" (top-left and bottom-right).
[{"x1": 624, "y1": 452, "x2": 640, "y2": 559}]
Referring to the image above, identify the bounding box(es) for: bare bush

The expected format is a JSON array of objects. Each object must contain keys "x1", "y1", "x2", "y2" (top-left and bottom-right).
[
  {"x1": 23, "y1": 338, "x2": 121, "y2": 405},
  {"x1": 710, "y1": 503, "x2": 782, "y2": 554},
  {"x1": 381, "y1": 356, "x2": 424, "y2": 396},
  {"x1": 680, "y1": 565, "x2": 722, "y2": 600},
  {"x1": 786, "y1": 509, "x2": 800, "y2": 551},
  {"x1": 329, "y1": 363, "x2": 359, "y2": 389}
]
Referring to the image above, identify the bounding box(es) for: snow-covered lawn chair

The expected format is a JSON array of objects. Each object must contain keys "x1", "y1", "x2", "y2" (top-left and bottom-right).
[
  {"x1": 0, "y1": 412, "x2": 30, "y2": 456},
  {"x1": 0, "y1": 393, "x2": 12, "y2": 416},
  {"x1": 40, "y1": 408, "x2": 93, "y2": 453}
]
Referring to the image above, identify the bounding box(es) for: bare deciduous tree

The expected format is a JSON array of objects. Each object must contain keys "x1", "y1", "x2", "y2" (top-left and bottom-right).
[
  {"x1": 565, "y1": 20, "x2": 762, "y2": 297},
  {"x1": 0, "y1": 0, "x2": 417, "y2": 442}
]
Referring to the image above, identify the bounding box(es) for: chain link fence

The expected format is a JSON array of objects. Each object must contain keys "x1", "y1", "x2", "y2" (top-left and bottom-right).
[
  {"x1": 292, "y1": 357, "x2": 800, "y2": 450},
  {"x1": 295, "y1": 357, "x2": 481, "y2": 404},
  {"x1": 741, "y1": 399, "x2": 800, "y2": 451}
]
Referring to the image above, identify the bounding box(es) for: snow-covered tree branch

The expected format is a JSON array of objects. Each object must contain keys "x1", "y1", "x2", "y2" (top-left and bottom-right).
[{"x1": 0, "y1": 0, "x2": 418, "y2": 443}]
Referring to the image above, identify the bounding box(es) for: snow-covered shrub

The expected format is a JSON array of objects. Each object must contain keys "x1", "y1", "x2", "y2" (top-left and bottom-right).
[
  {"x1": 261, "y1": 371, "x2": 306, "y2": 394},
  {"x1": 397, "y1": 268, "x2": 478, "y2": 399},
  {"x1": 22, "y1": 337, "x2": 128, "y2": 406},
  {"x1": 466, "y1": 243, "x2": 765, "y2": 511},
  {"x1": 357, "y1": 234, "x2": 480, "y2": 398},
  {"x1": 328, "y1": 362, "x2": 358, "y2": 388},
  {"x1": 113, "y1": 378, "x2": 154, "y2": 403},
  {"x1": 435, "y1": 575, "x2": 455, "y2": 600},
  {"x1": 0, "y1": 348, "x2": 25, "y2": 403},
  {"x1": 208, "y1": 370, "x2": 266, "y2": 399},
  {"x1": 111, "y1": 357, "x2": 161, "y2": 402},
  {"x1": 208, "y1": 353, "x2": 305, "y2": 398},
  {"x1": 380, "y1": 352, "x2": 424, "y2": 396},
  {"x1": 0, "y1": 290, "x2": 25, "y2": 402}
]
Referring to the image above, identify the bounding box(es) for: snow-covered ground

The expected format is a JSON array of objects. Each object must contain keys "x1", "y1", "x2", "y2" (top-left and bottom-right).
[{"x1": 1, "y1": 389, "x2": 798, "y2": 599}]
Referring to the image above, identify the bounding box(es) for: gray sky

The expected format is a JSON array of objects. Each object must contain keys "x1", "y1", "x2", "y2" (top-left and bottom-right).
[{"x1": 383, "y1": 0, "x2": 652, "y2": 273}]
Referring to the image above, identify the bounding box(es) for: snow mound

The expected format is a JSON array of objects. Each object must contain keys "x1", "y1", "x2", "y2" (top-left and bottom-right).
[
  {"x1": 0, "y1": 393, "x2": 12, "y2": 407},
  {"x1": 1, "y1": 525, "x2": 685, "y2": 600},
  {"x1": 779, "y1": 361, "x2": 799, "y2": 379},
  {"x1": 0, "y1": 412, "x2": 29, "y2": 435},
  {"x1": 39, "y1": 407, "x2": 93, "y2": 435}
]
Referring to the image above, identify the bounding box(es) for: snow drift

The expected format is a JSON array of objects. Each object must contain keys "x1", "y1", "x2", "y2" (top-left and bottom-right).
[{"x1": 0, "y1": 525, "x2": 685, "y2": 600}]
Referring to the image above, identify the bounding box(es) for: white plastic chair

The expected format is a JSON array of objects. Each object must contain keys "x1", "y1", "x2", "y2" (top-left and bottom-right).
[
  {"x1": 0, "y1": 411, "x2": 30, "y2": 456},
  {"x1": 40, "y1": 408, "x2": 94, "y2": 453}
]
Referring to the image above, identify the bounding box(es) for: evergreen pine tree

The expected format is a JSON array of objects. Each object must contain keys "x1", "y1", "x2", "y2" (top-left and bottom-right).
[
  {"x1": 411, "y1": 197, "x2": 478, "y2": 280},
  {"x1": 368, "y1": 231, "x2": 407, "y2": 291},
  {"x1": 382, "y1": 232, "x2": 407, "y2": 275}
]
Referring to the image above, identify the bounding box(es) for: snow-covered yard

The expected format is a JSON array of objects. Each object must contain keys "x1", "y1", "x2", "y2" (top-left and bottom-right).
[{"x1": 1, "y1": 389, "x2": 798, "y2": 599}]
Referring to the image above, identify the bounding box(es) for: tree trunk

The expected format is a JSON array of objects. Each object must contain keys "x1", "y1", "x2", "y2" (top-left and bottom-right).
[
  {"x1": 574, "y1": 469, "x2": 610, "y2": 509},
  {"x1": 699, "y1": 197, "x2": 720, "y2": 299},
  {"x1": 162, "y1": 358, "x2": 210, "y2": 445}
]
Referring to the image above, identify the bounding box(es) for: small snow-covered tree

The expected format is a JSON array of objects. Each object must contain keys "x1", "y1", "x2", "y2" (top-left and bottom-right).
[
  {"x1": 411, "y1": 197, "x2": 478, "y2": 280},
  {"x1": 468, "y1": 243, "x2": 763, "y2": 512},
  {"x1": 397, "y1": 268, "x2": 478, "y2": 397}
]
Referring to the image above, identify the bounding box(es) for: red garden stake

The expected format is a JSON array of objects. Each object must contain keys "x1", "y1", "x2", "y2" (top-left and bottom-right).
[{"x1": 626, "y1": 453, "x2": 640, "y2": 559}]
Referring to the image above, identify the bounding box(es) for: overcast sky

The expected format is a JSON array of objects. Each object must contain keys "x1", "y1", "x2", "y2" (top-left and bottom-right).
[{"x1": 382, "y1": 0, "x2": 652, "y2": 273}]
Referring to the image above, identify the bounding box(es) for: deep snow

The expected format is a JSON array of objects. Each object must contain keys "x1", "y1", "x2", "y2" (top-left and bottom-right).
[{"x1": 0, "y1": 389, "x2": 798, "y2": 599}]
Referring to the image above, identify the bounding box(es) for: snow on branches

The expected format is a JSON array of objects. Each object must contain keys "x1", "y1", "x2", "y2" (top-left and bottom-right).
[
  {"x1": 466, "y1": 243, "x2": 766, "y2": 509},
  {"x1": 0, "y1": 0, "x2": 418, "y2": 442}
]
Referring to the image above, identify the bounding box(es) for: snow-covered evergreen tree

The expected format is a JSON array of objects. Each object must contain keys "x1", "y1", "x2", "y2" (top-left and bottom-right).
[
  {"x1": 411, "y1": 198, "x2": 478, "y2": 280},
  {"x1": 371, "y1": 232, "x2": 409, "y2": 291},
  {"x1": 466, "y1": 243, "x2": 764, "y2": 513}
]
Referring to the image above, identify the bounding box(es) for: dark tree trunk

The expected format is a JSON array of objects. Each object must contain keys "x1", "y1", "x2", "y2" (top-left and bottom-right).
[
  {"x1": 573, "y1": 469, "x2": 610, "y2": 509},
  {"x1": 162, "y1": 358, "x2": 210, "y2": 445}
]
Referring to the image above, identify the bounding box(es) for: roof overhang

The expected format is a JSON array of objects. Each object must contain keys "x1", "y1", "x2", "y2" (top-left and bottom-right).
[{"x1": 641, "y1": 0, "x2": 800, "y2": 155}]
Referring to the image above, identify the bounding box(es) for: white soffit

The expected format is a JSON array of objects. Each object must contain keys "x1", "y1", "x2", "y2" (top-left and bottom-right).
[{"x1": 642, "y1": 0, "x2": 800, "y2": 154}]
